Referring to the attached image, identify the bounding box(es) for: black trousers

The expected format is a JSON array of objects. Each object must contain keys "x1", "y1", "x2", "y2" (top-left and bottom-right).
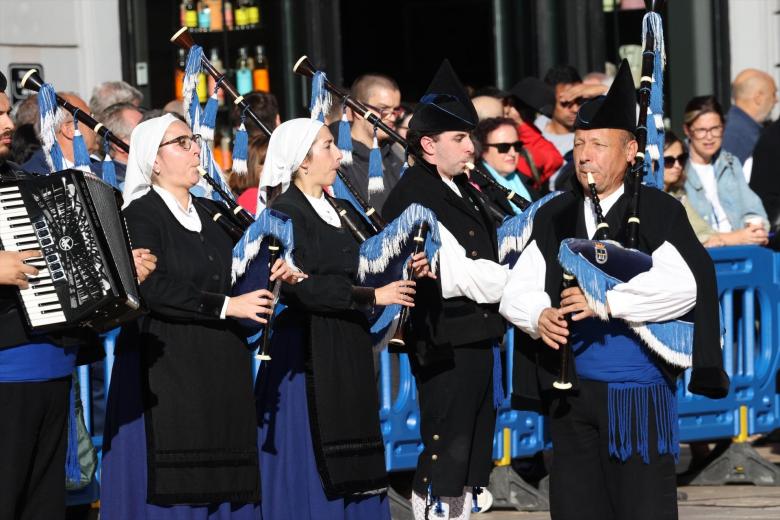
[
  {"x1": 0, "y1": 377, "x2": 70, "y2": 520},
  {"x1": 411, "y1": 344, "x2": 496, "y2": 497},
  {"x1": 547, "y1": 379, "x2": 678, "y2": 520}
]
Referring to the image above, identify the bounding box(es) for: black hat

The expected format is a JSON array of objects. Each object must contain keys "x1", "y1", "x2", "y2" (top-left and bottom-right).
[
  {"x1": 0, "y1": 71, "x2": 6, "y2": 93},
  {"x1": 574, "y1": 59, "x2": 637, "y2": 134},
  {"x1": 409, "y1": 59, "x2": 478, "y2": 133},
  {"x1": 508, "y1": 77, "x2": 555, "y2": 118}
]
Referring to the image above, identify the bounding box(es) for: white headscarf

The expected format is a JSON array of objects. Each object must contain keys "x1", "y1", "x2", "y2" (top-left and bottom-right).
[
  {"x1": 256, "y1": 118, "x2": 324, "y2": 215},
  {"x1": 122, "y1": 113, "x2": 179, "y2": 209}
]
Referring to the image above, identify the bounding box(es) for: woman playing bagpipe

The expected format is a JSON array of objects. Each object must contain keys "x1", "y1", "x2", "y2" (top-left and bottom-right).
[
  {"x1": 100, "y1": 114, "x2": 299, "y2": 519},
  {"x1": 253, "y1": 117, "x2": 433, "y2": 520}
]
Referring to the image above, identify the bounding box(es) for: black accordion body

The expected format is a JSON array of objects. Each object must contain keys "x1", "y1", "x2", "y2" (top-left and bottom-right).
[{"x1": 0, "y1": 169, "x2": 141, "y2": 332}]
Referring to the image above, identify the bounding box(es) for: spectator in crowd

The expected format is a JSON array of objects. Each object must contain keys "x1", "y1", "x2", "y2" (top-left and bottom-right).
[
  {"x1": 22, "y1": 92, "x2": 102, "y2": 176},
  {"x1": 10, "y1": 124, "x2": 40, "y2": 164},
  {"x1": 749, "y1": 117, "x2": 780, "y2": 246},
  {"x1": 12, "y1": 94, "x2": 39, "y2": 127},
  {"x1": 229, "y1": 90, "x2": 280, "y2": 136},
  {"x1": 89, "y1": 80, "x2": 143, "y2": 121},
  {"x1": 334, "y1": 73, "x2": 405, "y2": 213},
  {"x1": 471, "y1": 95, "x2": 503, "y2": 120},
  {"x1": 536, "y1": 64, "x2": 583, "y2": 159},
  {"x1": 722, "y1": 69, "x2": 777, "y2": 164},
  {"x1": 229, "y1": 134, "x2": 268, "y2": 215},
  {"x1": 663, "y1": 131, "x2": 765, "y2": 246},
  {"x1": 682, "y1": 95, "x2": 768, "y2": 245},
  {"x1": 162, "y1": 99, "x2": 185, "y2": 118},
  {"x1": 472, "y1": 117, "x2": 537, "y2": 214},
  {"x1": 100, "y1": 102, "x2": 144, "y2": 186},
  {"x1": 395, "y1": 104, "x2": 414, "y2": 140}
]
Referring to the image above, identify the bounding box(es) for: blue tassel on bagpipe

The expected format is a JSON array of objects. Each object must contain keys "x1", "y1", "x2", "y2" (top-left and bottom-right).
[
  {"x1": 71, "y1": 116, "x2": 92, "y2": 174},
  {"x1": 497, "y1": 191, "x2": 563, "y2": 267},
  {"x1": 200, "y1": 83, "x2": 220, "y2": 143},
  {"x1": 357, "y1": 204, "x2": 441, "y2": 348},
  {"x1": 232, "y1": 120, "x2": 249, "y2": 176},
  {"x1": 308, "y1": 71, "x2": 332, "y2": 123},
  {"x1": 37, "y1": 83, "x2": 66, "y2": 173},
  {"x1": 182, "y1": 45, "x2": 204, "y2": 128},
  {"x1": 337, "y1": 106, "x2": 353, "y2": 166},
  {"x1": 641, "y1": 11, "x2": 666, "y2": 189},
  {"x1": 101, "y1": 138, "x2": 118, "y2": 188},
  {"x1": 367, "y1": 126, "x2": 384, "y2": 194},
  {"x1": 557, "y1": 238, "x2": 693, "y2": 368}
]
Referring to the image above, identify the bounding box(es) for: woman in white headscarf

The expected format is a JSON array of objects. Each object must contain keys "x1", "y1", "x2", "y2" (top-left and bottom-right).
[
  {"x1": 101, "y1": 115, "x2": 297, "y2": 519},
  {"x1": 255, "y1": 118, "x2": 422, "y2": 520}
]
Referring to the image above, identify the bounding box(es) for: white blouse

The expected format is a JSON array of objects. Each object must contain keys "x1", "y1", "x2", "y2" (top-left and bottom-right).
[{"x1": 304, "y1": 191, "x2": 342, "y2": 228}]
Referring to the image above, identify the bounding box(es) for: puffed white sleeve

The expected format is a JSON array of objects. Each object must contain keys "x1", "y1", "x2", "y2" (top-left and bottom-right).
[
  {"x1": 437, "y1": 223, "x2": 509, "y2": 304},
  {"x1": 606, "y1": 241, "x2": 697, "y2": 322},
  {"x1": 498, "y1": 240, "x2": 551, "y2": 339}
]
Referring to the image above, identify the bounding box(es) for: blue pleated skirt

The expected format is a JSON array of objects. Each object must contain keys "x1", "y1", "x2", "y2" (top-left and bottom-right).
[
  {"x1": 100, "y1": 348, "x2": 261, "y2": 520},
  {"x1": 255, "y1": 325, "x2": 390, "y2": 520}
]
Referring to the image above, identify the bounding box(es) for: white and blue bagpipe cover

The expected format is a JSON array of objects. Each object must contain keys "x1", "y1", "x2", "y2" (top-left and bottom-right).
[
  {"x1": 356, "y1": 203, "x2": 442, "y2": 349},
  {"x1": 558, "y1": 238, "x2": 693, "y2": 368},
  {"x1": 230, "y1": 208, "x2": 295, "y2": 347},
  {"x1": 496, "y1": 191, "x2": 564, "y2": 267}
]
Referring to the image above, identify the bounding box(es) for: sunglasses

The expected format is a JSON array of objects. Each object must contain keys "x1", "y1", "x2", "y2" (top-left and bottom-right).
[
  {"x1": 663, "y1": 153, "x2": 688, "y2": 168},
  {"x1": 486, "y1": 141, "x2": 522, "y2": 154}
]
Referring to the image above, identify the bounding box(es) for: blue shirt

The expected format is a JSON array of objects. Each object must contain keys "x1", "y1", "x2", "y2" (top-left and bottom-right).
[
  {"x1": 0, "y1": 342, "x2": 78, "y2": 382},
  {"x1": 722, "y1": 106, "x2": 762, "y2": 164}
]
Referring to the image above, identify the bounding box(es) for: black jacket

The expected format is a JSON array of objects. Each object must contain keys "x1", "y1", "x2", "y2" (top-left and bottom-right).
[{"x1": 382, "y1": 161, "x2": 506, "y2": 365}]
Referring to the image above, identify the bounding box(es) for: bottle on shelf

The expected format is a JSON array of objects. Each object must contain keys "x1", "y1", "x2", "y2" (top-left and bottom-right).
[
  {"x1": 208, "y1": 48, "x2": 225, "y2": 106},
  {"x1": 179, "y1": 1, "x2": 187, "y2": 27},
  {"x1": 224, "y1": 1, "x2": 234, "y2": 30},
  {"x1": 198, "y1": 2, "x2": 211, "y2": 32},
  {"x1": 253, "y1": 45, "x2": 270, "y2": 92},
  {"x1": 184, "y1": 0, "x2": 199, "y2": 29},
  {"x1": 235, "y1": 0, "x2": 248, "y2": 30},
  {"x1": 197, "y1": 70, "x2": 208, "y2": 103},
  {"x1": 247, "y1": 0, "x2": 260, "y2": 28},
  {"x1": 205, "y1": 0, "x2": 223, "y2": 31},
  {"x1": 175, "y1": 48, "x2": 187, "y2": 100},
  {"x1": 236, "y1": 47, "x2": 253, "y2": 95}
]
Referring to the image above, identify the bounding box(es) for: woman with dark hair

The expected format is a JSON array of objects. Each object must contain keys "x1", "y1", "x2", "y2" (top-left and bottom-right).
[
  {"x1": 471, "y1": 117, "x2": 537, "y2": 214},
  {"x1": 682, "y1": 95, "x2": 768, "y2": 245}
]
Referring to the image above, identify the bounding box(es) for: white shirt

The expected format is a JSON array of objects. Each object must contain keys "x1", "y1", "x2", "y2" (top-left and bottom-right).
[
  {"x1": 690, "y1": 161, "x2": 732, "y2": 232},
  {"x1": 439, "y1": 174, "x2": 463, "y2": 197},
  {"x1": 498, "y1": 205, "x2": 697, "y2": 339},
  {"x1": 304, "y1": 191, "x2": 342, "y2": 228},
  {"x1": 584, "y1": 185, "x2": 624, "y2": 239}
]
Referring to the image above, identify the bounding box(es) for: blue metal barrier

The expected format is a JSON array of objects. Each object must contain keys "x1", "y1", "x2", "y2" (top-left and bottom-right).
[{"x1": 75, "y1": 245, "x2": 780, "y2": 482}]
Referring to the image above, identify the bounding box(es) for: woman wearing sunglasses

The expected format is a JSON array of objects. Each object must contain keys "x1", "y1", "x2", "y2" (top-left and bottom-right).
[
  {"x1": 681, "y1": 95, "x2": 768, "y2": 246},
  {"x1": 101, "y1": 115, "x2": 298, "y2": 519},
  {"x1": 471, "y1": 117, "x2": 538, "y2": 215},
  {"x1": 665, "y1": 130, "x2": 767, "y2": 247}
]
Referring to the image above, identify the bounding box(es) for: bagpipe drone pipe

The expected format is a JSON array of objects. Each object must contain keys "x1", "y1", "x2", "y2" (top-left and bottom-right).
[{"x1": 171, "y1": 29, "x2": 443, "y2": 351}]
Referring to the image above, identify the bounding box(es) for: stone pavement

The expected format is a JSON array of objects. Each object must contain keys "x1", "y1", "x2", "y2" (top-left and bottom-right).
[{"x1": 476, "y1": 442, "x2": 780, "y2": 519}]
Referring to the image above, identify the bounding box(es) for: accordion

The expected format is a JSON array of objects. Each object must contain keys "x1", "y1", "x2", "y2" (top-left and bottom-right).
[{"x1": 0, "y1": 169, "x2": 142, "y2": 332}]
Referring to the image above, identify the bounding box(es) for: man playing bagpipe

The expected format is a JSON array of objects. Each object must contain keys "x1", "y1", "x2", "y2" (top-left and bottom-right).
[
  {"x1": 498, "y1": 60, "x2": 730, "y2": 519},
  {"x1": 383, "y1": 60, "x2": 508, "y2": 520}
]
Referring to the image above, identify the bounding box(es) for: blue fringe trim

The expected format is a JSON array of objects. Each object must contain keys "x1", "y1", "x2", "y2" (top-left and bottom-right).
[
  {"x1": 232, "y1": 207, "x2": 295, "y2": 282},
  {"x1": 337, "y1": 107, "x2": 353, "y2": 166},
  {"x1": 607, "y1": 382, "x2": 678, "y2": 464},
  {"x1": 497, "y1": 191, "x2": 563, "y2": 267},
  {"x1": 367, "y1": 128, "x2": 384, "y2": 194},
  {"x1": 232, "y1": 121, "x2": 249, "y2": 175},
  {"x1": 65, "y1": 375, "x2": 80, "y2": 485},
  {"x1": 492, "y1": 344, "x2": 505, "y2": 409},
  {"x1": 308, "y1": 71, "x2": 331, "y2": 123},
  {"x1": 37, "y1": 83, "x2": 66, "y2": 173}
]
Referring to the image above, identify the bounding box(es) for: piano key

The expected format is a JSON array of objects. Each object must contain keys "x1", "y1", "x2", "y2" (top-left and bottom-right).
[
  {"x1": 27, "y1": 313, "x2": 67, "y2": 327},
  {"x1": 0, "y1": 186, "x2": 20, "y2": 193}
]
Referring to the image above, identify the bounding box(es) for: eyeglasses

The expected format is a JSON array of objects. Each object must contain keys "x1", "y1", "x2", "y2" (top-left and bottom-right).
[
  {"x1": 663, "y1": 153, "x2": 688, "y2": 168},
  {"x1": 688, "y1": 125, "x2": 724, "y2": 139},
  {"x1": 486, "y1": 141, "x2": 523, "y2": 154},
  {"x1": 363, "y1": 103, "x2": 405, "y2": 120},
  {"x1": 159, "y1": 134, "x2": 202, "y2": 151}
]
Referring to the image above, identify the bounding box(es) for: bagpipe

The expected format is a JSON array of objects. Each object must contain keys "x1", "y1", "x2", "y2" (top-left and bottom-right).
[
  {"x1": 171, "y1": 28, "x2": 442, "y2": 351},
  {"x1": 553, "y1": 0, "x2": 694, "y2": 390}
]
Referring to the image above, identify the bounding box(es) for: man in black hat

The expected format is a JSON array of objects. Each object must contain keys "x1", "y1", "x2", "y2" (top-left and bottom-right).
[
  {"x1": 498, "y1": 60, "x2": 729, "y2": 519},
  {"x1": 383, "y1": 60, "x2": 507, "y2": 518}
]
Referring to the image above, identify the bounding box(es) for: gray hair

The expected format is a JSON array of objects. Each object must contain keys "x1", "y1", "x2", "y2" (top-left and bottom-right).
[
  {"x1": 89, "y1": 81, "x2": 143, "y2": 119},
  {"x1": 101, "y1": 102, "x2": 143, "y2": 157}
]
